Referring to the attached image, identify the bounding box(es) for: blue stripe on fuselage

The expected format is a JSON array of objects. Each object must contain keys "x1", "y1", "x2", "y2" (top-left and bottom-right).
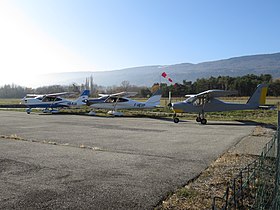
[{"x1": 26, "y1": 102, "x2": 69, "y2": 109}]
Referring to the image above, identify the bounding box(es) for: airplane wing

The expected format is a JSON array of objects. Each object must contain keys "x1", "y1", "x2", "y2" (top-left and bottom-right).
[
  {"x1": 99, "y1": 91, "x2": 137, "y2": 98},
  {"x1": 98, "y1": 94, "x2": 109, "y2": 97},
  {"x1": 186, "y1": 90, "x2": 238, "y2": 98},
  {"x1": 121, "y1": 92, "x2": 137, "y2": 97},
  {"x1": 26, "y1": 94, "x2": 44, "y2": 98},
  {"x1": 45, "y1": 92, "x2": 70, "y2": 97},
  {"x1": 185, "y1": 94, "x2": 197, "y2": 98},
  {"x1": 25, "y1": 92, "x2": 71, "y2": 98}
]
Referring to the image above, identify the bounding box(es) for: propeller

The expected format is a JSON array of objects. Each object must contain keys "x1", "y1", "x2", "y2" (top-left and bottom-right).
[
  {"x1": 82, "y1": 99, "x2": 91, "y2": 106},
  {"x1": 167, "y1": 91, "x2": 172, "y2": 108}
]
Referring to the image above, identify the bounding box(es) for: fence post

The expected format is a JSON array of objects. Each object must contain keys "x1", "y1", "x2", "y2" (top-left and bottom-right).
[
  {"x1": 273, "y1": 105, "x2": 280, "y2": 209},
  {"x1": 277, "y1": 108, "x2": 280, "y2": 208}
]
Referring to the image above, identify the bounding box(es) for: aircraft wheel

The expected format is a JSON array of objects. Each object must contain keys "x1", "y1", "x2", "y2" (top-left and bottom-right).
[
  {"x1": 27, "y1": 112, "x2": 30, "y2": 114},
  {"x1": 173, "y1": 117, "x2": 179, "y2": 123},
  {"x1": 196, "y1": 117, "x2": 201, "y2": 122},
  {"x1": 201, "y1": 119, "x2": 207, "y2": 125}
]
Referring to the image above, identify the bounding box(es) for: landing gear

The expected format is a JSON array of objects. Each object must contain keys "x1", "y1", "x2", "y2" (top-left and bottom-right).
[
  {"x1": 196, "y1": 112, "x2": 207, "y2": 124},
  {"x1": 43, "y1": 108, "x2": 53, "y2": 113},
  {"x1": 173, "y1": 113, "x2": 179, "y2": 123},
  {"x1": 107, "y1": 110, "x2": 123, "y2": 116},
  {"x1": 88, "y1": 111, "x2": 96, "y2": 116},
  {"x1": 172, "y1": 112, "x2": 207, "y2": 124},
  {"x1": 26, "y1": 108, "x2": 31, "y2": 114},
  {"x1": 173, "y1": 117, "x2": 179, "y2": 123},
  {"x1": 201, "y1": 118, "x2": 207, "y2": 125}
]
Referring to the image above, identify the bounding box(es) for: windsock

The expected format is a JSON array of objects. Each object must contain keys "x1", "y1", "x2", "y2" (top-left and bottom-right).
[
  {"x1": 161, "y1": 72, "x2": 167, "y2": 78},
  {"x1": 161, "y1": 72, "x2": 173, "y2": 84}
]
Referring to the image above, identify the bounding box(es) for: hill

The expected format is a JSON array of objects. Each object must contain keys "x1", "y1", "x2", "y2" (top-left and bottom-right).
[{"x1": 42, "y1": 52, "x2": 280, "y2": 87}]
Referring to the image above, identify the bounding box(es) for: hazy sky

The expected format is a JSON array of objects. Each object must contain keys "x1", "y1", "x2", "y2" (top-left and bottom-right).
[{"x1": 1, "y1": 0, "x2": 280, "y2": 86}]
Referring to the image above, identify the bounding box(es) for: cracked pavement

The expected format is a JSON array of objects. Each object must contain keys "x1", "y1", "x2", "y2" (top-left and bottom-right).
[{"x1": 0, "y1": 111, "x2": 255, "y2": 209}]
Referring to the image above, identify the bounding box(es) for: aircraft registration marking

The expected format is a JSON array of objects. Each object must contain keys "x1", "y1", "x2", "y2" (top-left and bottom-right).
[{"x1": 134, "y1": 103, "x2": 145, "y2": 108}]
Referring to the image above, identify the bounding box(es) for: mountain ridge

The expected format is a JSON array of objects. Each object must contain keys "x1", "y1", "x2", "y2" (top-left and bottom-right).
[{"x1": 38, "y1": 52, "x2": 280, "y2": 87}]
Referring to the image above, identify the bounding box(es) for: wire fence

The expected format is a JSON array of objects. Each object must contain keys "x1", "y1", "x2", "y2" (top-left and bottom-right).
[{"x1": 212, "y1": 111, "x2": 280, "y2": 210}]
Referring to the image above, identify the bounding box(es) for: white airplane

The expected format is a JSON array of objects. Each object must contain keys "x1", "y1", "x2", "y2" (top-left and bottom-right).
[
  {"x1": 21, "y1": 90, "x2": 90, "y2": 114},
  {"x1": 87, "y1": 89, "x2": 162, "y2": 116},
  {"x1": 171, "y1": 84, "x2": 268, "y2": 124}
]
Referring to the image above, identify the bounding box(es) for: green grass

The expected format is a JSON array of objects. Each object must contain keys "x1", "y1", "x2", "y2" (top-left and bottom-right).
[
  {"x1": 176, "y1": 187, "x2": 198, "y2": 198},
  {"x1": 204, "y1": 110, "x2": 278, "y2": 126},
  {"x1": 0, "y1": 98, "x2": 279, "y2": 126},
  {"x1": 0, "y1": 98, "x2": 21, "y2": 104}
]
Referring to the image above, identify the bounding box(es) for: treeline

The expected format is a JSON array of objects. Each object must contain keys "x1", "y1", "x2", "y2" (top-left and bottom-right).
[
  {"x1": 160, "y1": 74, "x2": 280, "y2": 97},
  {"x1": 0, "y1": 84, "x2": 33, "y2": 98},
  {"x1": 0, "y1": 74, "x2": 279, "y2": 98},
  {"x1": 0, "y1": 80, "x2": 147, "y2": 98}
]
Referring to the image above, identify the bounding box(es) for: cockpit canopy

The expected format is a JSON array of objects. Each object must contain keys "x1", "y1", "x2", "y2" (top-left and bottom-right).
[{"x1": 184, "y1": 96, "x2": 210, "y2": 106}]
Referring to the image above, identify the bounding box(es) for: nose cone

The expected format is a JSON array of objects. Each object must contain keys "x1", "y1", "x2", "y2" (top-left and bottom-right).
[
  {"x1": 171, "y1": 102, "x2": 185, "y2": 113},
  {"x1": 82, "y1": 99, "x2": 90, "y2": 106},
  {"x1": 20, "y1": 97, "x2": 27, "y2": 104}
]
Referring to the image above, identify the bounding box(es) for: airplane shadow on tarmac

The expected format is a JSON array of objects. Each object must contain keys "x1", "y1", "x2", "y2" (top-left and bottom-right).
[
  {"x1": 204, "y1": 120, "x2": 276, "y2": 129},
  {"x1": 38, "y1": 112, "x2": 276, "y2": 129}
]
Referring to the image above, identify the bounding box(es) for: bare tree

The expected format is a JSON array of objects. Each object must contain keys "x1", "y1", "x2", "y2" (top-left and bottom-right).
[{"x1": 120, "y1": 80, "x2": 130, "y2": 91}]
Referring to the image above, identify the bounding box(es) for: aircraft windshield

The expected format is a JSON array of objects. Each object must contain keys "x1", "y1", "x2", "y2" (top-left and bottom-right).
[
  {"x1": 25, "y1": 96, "x2": 36, "y2": 99},
  {"x1": 35, "y1": 96, "x2": 43, "y2": 100},
  {"x1": 184, "y1": 96, "x2": 209, "y2": 106},
  {"x1": 184, "y1": 97, "x2": 197, "y2": 104},
  {"x1": 42, "y1": 96, "x2": 58, "y2": 102},
  {"x1": 105, "y1": 97, "x2": 128, "y2": 103}
]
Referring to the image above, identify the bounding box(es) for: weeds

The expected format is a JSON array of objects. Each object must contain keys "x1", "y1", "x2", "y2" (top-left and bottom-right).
[{"x1": 177, "y1": 187, "x2": 198, "y2": 198}]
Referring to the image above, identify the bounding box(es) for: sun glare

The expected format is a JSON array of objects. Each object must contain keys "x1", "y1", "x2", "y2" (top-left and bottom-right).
[{"x1": 0, "y1": 1, "x2": 93, "y2": 87}]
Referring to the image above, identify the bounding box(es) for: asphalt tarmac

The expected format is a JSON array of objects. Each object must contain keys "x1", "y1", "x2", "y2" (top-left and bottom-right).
[{"x1": 0, "y1": 111, "x2": 256, "y2": 209}]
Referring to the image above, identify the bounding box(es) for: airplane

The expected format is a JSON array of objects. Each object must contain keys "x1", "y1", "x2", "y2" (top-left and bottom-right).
[
  {"x1": 170, "y1": 84, "x2": 268, "y2": 124},
  {"x1": 86, "y1": 88, "x2": 162, "y2": 116},
  {"x1": 21, "y1": 90, "x2": 90, "y2": 114}
]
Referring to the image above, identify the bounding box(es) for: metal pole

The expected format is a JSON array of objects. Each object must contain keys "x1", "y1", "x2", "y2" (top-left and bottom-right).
[
  {"x1": 273, "y1": 104, "x2": 280, "y2": 209},
  {"x1": 277, "y1": 106, "x2": 280, "y2": 209}
]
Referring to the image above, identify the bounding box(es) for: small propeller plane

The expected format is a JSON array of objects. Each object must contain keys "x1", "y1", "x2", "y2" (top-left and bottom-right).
[
  {"x1": 171, "y1": 84, "x2": 268, "y2": 124},
  {"x1": 21, "y1": 90, "x2": 90, "y2": 114},
  {"x1": 86, "y1": 89, "x2": 162, "y2": 116}
]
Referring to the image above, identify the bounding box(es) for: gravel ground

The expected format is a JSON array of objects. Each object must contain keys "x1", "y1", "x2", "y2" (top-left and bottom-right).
[{"x1": 157, "y1": 125, "x2": 275, "y2": 210}]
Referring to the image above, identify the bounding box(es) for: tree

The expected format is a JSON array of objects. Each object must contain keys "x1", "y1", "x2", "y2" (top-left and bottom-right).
[
  {"x1": 120, "y1": 81, "x2": 131, "y2": 91},
  {"x1": 140, "y1": 88, "x2": 151, "y2": 97}
]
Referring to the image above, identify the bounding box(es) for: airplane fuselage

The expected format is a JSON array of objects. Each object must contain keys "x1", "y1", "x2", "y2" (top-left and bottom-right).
[
  {"x1": 21, "y1": 90, "x2": 89, "y2": 114},
  {"x1": 90, "y1": 98, "x2": 155, "y2": 110},
  {"x1": 172, "y1": 98, "x2": 258, "y2": 113},
  {"x1": 22, "y1": 98, "x2": 80, "y2": 109}
]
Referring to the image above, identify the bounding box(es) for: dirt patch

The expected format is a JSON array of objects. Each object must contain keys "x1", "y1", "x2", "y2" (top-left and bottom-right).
[{"x1": 156, "y1": 126, "x2": 274, "y2": 210}]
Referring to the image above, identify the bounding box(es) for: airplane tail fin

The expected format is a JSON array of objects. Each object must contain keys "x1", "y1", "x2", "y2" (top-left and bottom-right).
[
  {"x1": 145, "y1": 89, "x2": 162, "y2": 106},
  {"x1": 74, "y1": 90, "x2": 90, "y2": 105},
  {"x1": 246, "y1": 84, "x2": 268, "y2": 107},
  {"x1": 80, "y1": 90, "x2": 90, "y2": 97}
]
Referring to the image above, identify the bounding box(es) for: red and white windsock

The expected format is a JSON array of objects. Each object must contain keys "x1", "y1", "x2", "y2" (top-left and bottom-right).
[
  {"x1": 161, "y1": 72, "x2": 167, "y2": 78},
  {"x1": 161, "y1": 72, "x2": 173, "y2": 84}
]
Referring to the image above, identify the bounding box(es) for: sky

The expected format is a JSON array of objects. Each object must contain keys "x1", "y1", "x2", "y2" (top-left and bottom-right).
[{"x1": 0, "y1": 0, "x2": 280, "y2": 86}]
